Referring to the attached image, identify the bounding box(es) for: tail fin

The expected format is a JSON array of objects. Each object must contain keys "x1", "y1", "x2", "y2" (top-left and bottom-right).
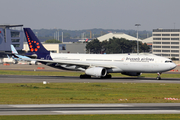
[
  {"x1": 11, "y1": 45, "x2": 18, "y2": 54},
  {"x1": 7, "y1": 55, "x2": 10, "y2": 59},
  {"x1": 23, "y1": 28, "x2": 52, "y2": 60}
]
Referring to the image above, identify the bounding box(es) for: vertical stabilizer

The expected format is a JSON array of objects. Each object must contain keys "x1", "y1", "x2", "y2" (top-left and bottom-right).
[
  {"x1": 23, "y1": 28, "x2": 52, "y2": 60},
  {"x1": 11, "y1": 45, "x2": 18, "y2": 54}
]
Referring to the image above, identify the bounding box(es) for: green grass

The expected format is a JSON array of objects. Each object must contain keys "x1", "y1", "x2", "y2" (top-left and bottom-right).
[
  {"x1": 0, "y1": 70, "x2": 179, "y2": 78},
  {"x1": 0, "y1": 71, "x2": 180, "y2": 119},
  {"x1": 0, "y1": 83, "x2": 180, "y2": 104},
  {"x1": 0, "y1": 114, "x2": 180, "y2": 120}
]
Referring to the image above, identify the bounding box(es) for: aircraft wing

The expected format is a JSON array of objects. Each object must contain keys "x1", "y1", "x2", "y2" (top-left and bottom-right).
[{"x1": 22, "y1": 58, "x2": 117, "y2": 68}]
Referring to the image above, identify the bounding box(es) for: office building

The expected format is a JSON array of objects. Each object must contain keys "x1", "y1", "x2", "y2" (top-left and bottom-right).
[{"x1": 152, "y1": 29, "x2": 180, "y2": 60}]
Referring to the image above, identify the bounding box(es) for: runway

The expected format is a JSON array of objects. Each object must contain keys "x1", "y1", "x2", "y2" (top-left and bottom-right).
[
  {"x1": 0, "y1": 75, "x2": 180, "y2": 83},
  {"x1": 1, "y1": 103, "x2": 180, "y2": 115},
  {"x1": 0, "y1": 64, "x2": 180, "y2": 84}
]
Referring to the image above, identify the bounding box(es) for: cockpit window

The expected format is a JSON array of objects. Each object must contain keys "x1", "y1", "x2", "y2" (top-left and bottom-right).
[{"x1": 165, "y1": 60, "x2": 172, "y2": 63}]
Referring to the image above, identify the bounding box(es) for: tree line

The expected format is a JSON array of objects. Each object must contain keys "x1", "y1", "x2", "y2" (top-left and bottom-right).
[{"x1": 86, "y1": 37, "x2": 150, "y2": 54}]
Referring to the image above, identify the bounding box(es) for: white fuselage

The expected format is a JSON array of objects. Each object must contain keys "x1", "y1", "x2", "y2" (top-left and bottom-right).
[{"x1": 50, "y1": 53, "x2": 176, "y2": 73}]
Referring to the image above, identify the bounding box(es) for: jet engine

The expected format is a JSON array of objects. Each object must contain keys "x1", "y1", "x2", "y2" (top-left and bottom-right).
[
  {"x1": 121, "y1": 72, "x2": 141, "y2": 76},
  {"x1": 85, "y1": 67, "x2": 107, "y2": 77}
]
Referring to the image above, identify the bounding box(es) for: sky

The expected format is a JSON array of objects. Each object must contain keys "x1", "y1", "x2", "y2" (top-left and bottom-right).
[{"x1": 0, "y1": 0, "x2": 180, "y2": 31}]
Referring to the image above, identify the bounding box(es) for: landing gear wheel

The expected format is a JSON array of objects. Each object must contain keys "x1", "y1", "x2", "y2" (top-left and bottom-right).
[
  {"x1": 101, "y1": 74, "x2": 112, "y2": 79},
  {"x1": 105, "y1": 74, "x2": 112, "y2": 78},
  {"x1": 80, "y1": 74, "x2": 91, "y2": 79},
  {"x1": 156, "y1": 77, "x2": 161, "y2": 80},
  {"x1": 156, "y1": 72, "x2": 162, "y2": 80},
  {"x1": 107, "y1": 74, "x2": 112, "y2": 78}
]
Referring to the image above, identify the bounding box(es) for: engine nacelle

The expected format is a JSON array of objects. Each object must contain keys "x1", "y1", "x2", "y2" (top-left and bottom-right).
[
  {"x1": 29, "y1": 61, "x2": 37, "y2": 65},
  {"x1": 121, "y1": 72, "x2": 141, "y2": 76},
  {"x1": 85, "y1": 67, "x2": 107, "y2": 77}
]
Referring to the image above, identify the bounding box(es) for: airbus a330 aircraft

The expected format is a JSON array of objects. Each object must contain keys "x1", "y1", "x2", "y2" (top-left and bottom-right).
[{"x1": 23, "y1": 28, "x2": 176, "y2": 80}]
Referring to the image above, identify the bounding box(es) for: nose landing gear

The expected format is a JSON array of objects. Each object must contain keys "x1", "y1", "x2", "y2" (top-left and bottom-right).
[{"x1": 156, "y1": 72, "x2": 161, "y2": 80}]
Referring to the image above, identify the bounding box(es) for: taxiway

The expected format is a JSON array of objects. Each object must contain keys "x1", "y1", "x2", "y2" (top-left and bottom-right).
[{"x1": 1, "y1": 103, "x2": 180, "y2": 115}]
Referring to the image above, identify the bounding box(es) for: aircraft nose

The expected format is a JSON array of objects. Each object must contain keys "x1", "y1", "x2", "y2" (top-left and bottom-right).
[{"x1": 171, "y1": 63, "x2": 176, "y2": 69}]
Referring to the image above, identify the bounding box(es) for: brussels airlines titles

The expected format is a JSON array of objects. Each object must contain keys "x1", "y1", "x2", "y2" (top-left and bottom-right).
[{"x1": 125, "y1": 57, "x2": 154, "y2": 62}]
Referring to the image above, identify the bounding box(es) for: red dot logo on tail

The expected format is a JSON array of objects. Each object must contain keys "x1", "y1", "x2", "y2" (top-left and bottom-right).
[{"x1": 25, "y1": 31, "x2": 41, "y2": 52}]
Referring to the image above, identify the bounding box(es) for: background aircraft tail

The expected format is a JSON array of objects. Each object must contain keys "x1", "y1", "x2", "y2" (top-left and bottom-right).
[
  {"x1": 11, "y1": 45, "x2": 18, "y2": 54},
  {"x1": 24, "y1": 28, "x2": 52, "y2": 60}
]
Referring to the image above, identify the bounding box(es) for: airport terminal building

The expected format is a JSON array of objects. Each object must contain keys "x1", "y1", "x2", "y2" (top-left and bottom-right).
[
  {"x1": 152, "y1": 29, "x2": 180, "y2": 60},
  {"x1": 0, "y1": 25, "x2": 24, "y2": 52}
]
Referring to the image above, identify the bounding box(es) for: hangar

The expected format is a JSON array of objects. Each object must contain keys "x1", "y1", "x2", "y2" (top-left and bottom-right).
[
  {"x1": 97, "y1": 32, "x2": 142, "y2": 42},
  {"x1": 142, "y1": 36, "x2": 153, "y2": 53}
]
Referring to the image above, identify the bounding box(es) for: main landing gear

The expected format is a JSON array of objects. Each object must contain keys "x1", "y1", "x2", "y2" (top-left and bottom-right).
[
  {"x1": 79, "y1": 74, "x2": 112, "y2": 79},
  {"x1": 101, "y1": 74, "x2": 112, "y2": 79},
  {"x1": 80, "y1": 74, "x2": 91, "y2": 79},
  {"x1": 156, "y1": 72, "x2": 161, "y2": 80}
]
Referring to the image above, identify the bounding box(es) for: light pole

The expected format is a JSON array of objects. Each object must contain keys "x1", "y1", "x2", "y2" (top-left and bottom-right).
[
  {"x1": 135, "y1": 24, "x2": 141, "y2": 54},
  {"x1": 62, "y1": 32, "x2": 63, "y2": 43}
]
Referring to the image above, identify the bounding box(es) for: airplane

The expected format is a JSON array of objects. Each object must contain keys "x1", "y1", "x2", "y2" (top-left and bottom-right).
[
  {"x1": 23, "y1": 28, "x2": 176, "y2": 80},
  {"x1": 11, "y1": 44, "x2": 37, "y2": 65}
]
